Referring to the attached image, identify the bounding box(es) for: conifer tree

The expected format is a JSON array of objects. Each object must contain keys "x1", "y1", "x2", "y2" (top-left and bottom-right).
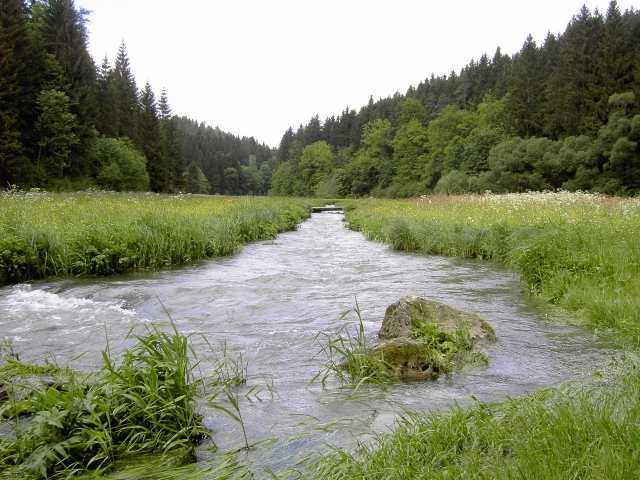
[
  {"x1": 506, "y1": 35, "x2": 546, "y2": 137},
  {"x1": 95, "y1": 55, "x2": 116, "y2": 138},
  {"x1": 138, "y1": 82, "x2": 168, "y2": 192},
  {"x1": 41, "y1": 0, "x2": 97, "y2": 177},
  {"x1": 158, "y1": 88, "x2": 183, "y2": 191},
  {"x1": 112, "y1": 41, "x2": 139, "y2": 140},
  {"x1": 0, "y1": 0, "x2": 33, "y2": 185}
]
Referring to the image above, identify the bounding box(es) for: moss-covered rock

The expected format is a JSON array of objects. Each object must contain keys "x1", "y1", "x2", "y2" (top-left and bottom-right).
[
  {"x1": 372, "y1": 296, "x2": 496, "y2": 381},
  {"x1": 379, "y1": 295, "x2": 495, "y2": 343}
]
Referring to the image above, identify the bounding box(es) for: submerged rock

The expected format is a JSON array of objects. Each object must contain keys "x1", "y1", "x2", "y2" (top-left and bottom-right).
[
  {"x1": 379, "y1": 295, "x2": 495, "y2": 343},
  {"x1": 372, "y1": 296, "x2": 496, "y2": 381},
  {"x1": 370, "y1": 338, "x2": 439, "y2": 381}
]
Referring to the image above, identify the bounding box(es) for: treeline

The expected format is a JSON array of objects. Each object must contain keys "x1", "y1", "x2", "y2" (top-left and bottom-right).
[
  {"x1": 272, "y1": 1, "x2": 640, "y2": 197},
  {"x1": 0, "y1": 0, "x2": 273, "y2": 194}
]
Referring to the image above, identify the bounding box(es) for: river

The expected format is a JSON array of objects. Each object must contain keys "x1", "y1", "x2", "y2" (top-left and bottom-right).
[{"x1": 0, "y1": 212, "x2": 612, "y2": 475}]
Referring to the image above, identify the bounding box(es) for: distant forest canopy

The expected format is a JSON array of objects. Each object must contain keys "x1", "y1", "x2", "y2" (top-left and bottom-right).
[
  {"x1": 0, "y1": 0, "x2": 273, "y2": 194},
  {"x1": 2, "y1": 2, "x2": 640, "y2": 197},
  {"x1": 272, "y1": 1, "x2": 640, "y2": 197}
]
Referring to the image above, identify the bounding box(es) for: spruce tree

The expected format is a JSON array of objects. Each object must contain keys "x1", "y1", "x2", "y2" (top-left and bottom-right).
[
  {"x1": 601, "y1": 2, "x2": 635, "y2": 101},
  {"x1": 112, "y1": 41, "x2": 139, "y2": 140},
  {"x1": 41, "y1": 0, "x2": 97, "y2": 177},
  {"x1": 138, "y1": 82, "x2": 168, "y2": 192},
  {"x1": 0, "y1": 0, "x2": 32, "y2": 185},
  {"x1": 158, "y1": 88, "x2": 183, "y2": 191},
  {"x1": 95, "y1": 55, "x2": 116, "y2": 138},
  {"x1": 507, "y1": 34, "x2": 545, "y2": 137}
]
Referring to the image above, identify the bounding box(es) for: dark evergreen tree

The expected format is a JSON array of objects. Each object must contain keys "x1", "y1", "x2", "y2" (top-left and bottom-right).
[
  {"x1": 112, "y1": 41, "x2": 138, "y2": 140},
  {"x1": 0, "y1": 0, "x2": 32, "y2": 185},
  {"x1": 507, "y1": 34, "x2": 545, "y2": 137},
  {"x1": 138, "y1": 82, "x2": 167, "y2": 192},
  {"x1": 158, "y1": 88, "x2": 183, "y2": 191},
  {"x1": 95, "y1": 55, "x2": 116, "y2": 138},
  {"x1": 40, "y1": 0, "x2": 97, "y2": 177}
]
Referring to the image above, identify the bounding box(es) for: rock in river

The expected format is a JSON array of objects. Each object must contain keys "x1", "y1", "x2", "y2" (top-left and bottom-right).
[
  {"x1": 372, "y1": 296, "x2": 496, "y2": 381},
  {"x1": 378, "y1": 295, "x2": 495, "y2": 343}
]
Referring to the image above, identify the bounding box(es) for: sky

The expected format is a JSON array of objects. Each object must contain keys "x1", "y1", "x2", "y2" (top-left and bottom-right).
[{"x1": 77, "y1": 0, "x2": 637, "y2": 147}]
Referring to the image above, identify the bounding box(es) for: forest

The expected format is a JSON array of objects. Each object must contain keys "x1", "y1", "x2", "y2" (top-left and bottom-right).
[
  {"x1": 1, "y1": 1, "x2": 640, "y2": 197},
  {"x1": 272, "y1": 1, "x2": 640, "y2": 197},
  {"x1": 0, "y1": 0, "x2": 273, "y2": 195}
]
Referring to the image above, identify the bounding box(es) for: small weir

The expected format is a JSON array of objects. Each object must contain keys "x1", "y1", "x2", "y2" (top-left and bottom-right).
[
  {"x1": 0, "y1": 211, "x2": 612, "y2": 476},
  {"x1": 311, "y1": 204, "x2": 343, "y2": 213}
]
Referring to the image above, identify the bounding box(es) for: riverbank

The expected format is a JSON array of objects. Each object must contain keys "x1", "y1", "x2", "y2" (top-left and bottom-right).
[
  {"x1": 0, "y1": 191, "x2": 312, "y2": 286},
  {"x1": 305, "y1": 192, "x2": 640, "y2": 479},
  {"x1": 343, "y1": 192, "x2": 640, "y2": 348}
]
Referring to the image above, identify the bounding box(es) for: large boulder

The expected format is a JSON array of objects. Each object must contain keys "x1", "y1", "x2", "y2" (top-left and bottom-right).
[
  {"x1": 378, "y1": 295, "x2": 495, "y2": 343},
  {"x1": 371, "y1": 296, "x2": 495, "y2": 381}
]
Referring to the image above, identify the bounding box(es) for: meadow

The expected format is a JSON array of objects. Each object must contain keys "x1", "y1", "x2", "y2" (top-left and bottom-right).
[
  {"x1": 2, "y1": 191, "x2": 640, "y2": 478},
  {"x1": 0, "y1": 191, "x2": 312, "y2": 286},
  {"x1": 343, "y1": 192, "x2": 640, "y2": 348},
  {"x1": 304, "y1": 192, "x2": 640, "y2": 479}
]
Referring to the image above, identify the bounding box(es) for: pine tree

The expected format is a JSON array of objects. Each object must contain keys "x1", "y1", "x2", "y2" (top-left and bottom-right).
[
  {"x1": 545, "y1": 7, "x2": 605, "y2": 137},
  {"x1": 138, "y1": 82, "x2": 168, "y2": 192},
  {"x1": 601, "y1": 1, "x2": 635, "y2": 101},
  {"x1": 112, "y1": 41, "x2": 139, "y2": 140},
  {"x1": 277, "y1": 128, "x2": 294, "y2": 162},
  {"x1": 158, "y1": 88, "x2": 183, "y2": 191},
  {"x1": 95, "y1": 55, "x2": 116, "y2": 138},
  {"x1": 41, "y1": 0, "x2": 97, "y2": 177},
  {"x1": 0, "y1": 0, "x2": 33, "y2": 185},
  {"x1": 507, "y1": 34, "x2": 545, "y2": 137}
]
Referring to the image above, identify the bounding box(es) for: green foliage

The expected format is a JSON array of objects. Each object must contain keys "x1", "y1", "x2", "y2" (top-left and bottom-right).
[
  {"x1": 434, "y1": 170, "x2": 477, "y2": 194},
  {"x1": 298, "y1": 141, "x2": 335, "y2": 195},
  {"x1": 183, "y1": 163, "x2": 210, "y2": 194},
  {"x1": 269, "y1": 161, "x2": 304, "y2": 196},
  {"x1": 35, "y1": 89, "x2": 79, "y2": 180},
  {"x1": 345, "y1": 193, "x2": 640, "y2": 347},
  {"x1": 0, "y1": 192, "x2": 312, "y2": 285},
  {"x1": 0, "y1": 327, "x2": 208, "y2": 479},
  {"x1": 95, "y1": 138, "x2": 149, "y2": 191}
]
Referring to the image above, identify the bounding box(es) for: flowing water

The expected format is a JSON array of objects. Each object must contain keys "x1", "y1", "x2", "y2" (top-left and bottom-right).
[{"x1": 0, "y1": 212, "x2": 614, "y2": 475}]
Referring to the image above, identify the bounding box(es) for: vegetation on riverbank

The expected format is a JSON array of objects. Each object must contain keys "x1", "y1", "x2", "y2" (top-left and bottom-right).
[
  {"x1": 300, "y1": 192, "x2": 640, "y2": 478},
  {"x1": 0, "y1": 327, "x2": 213, "y2": 479},
  {"x1": 344, "y1": 192, "x2": 640, "y2": 348},
  {"x1": 0, "y1": 191, "x2": 312, "y2": 286},
  {"x1": 307, "y1": 360, "x2": 640, "y2": 479}
]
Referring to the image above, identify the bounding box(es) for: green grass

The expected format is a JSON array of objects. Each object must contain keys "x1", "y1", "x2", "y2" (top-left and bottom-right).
[
  {"x1": 0, "y1": 191, "x2": 313, "y2": 285},
  {"x1": 314, "y1": 307, "x2": 488, "y2": 388},
  {"x1": 314, "y1": 306, "x2": 396, "y2": 388},
  {"x1": 0, "y1": 325, "x2": 252, "y2": 479},
  {"x1": 306, "y1": 361, "x2": 640, "y2": 479},
  {"x1": 303, "y1": 192, "x2": 640, "y2": 479},
  {"x1": 343, "y1": 192, "x2": 640, "y2": 348}
]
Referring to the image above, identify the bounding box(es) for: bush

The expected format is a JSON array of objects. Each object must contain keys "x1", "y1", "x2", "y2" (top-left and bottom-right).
[{"x1": 96, "y1": 138, "x2": 149, "y2": 191}]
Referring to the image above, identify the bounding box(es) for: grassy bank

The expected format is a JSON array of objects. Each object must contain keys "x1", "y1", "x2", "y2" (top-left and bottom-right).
[
  {"x1": 344, "y1": 192, "x2": 640, "y2": 348},
  {"x1": 308, "y1": 362, "x2": 640, "y2": 479},
  {"x1": 304, "y1": 192, "x2": 640, "y2": 479},
  {"x1": 0, "y1": 191, "x2": 312, "y2": 286}
]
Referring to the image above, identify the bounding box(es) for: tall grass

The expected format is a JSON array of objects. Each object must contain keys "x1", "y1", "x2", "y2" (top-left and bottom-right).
[
  {"x1": 0, "y1": 191, "x2": 313, "y2": 285},
  {"x1": 0, "y1": 325, "x2": 251, "y2": 479},
  {"x1": 302, "y1": 192, "x2": 640, "y2": 479},
  {"x1": 344, "y1": 192, "x2": 640, "y2": 347},
  {"x1": 306, "y1": 360, "x2": 640, "y2": 479}
]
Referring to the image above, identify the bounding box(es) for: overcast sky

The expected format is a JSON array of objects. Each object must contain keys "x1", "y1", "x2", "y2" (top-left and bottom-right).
[{"x1": 77, "y1": 0, "x2": 636, "y2": 147}]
